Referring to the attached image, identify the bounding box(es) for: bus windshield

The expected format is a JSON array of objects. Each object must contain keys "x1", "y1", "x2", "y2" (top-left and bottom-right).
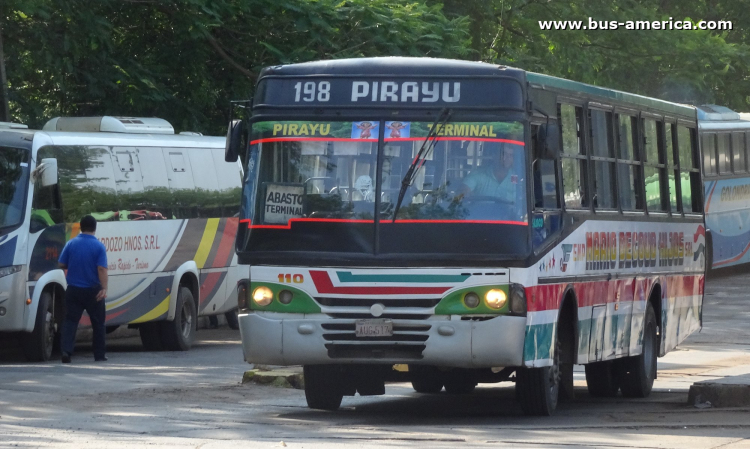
[
  {"x1": 0, "y1": 147, "x2": 29, "y2": 231},
  {"x1": 244, "y1": 120, "x2": 529, "y2": 260}
]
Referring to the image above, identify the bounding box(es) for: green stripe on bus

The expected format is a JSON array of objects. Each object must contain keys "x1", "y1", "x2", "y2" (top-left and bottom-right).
[
  {"x1": 523, "y1": 322, "x2": 556, "y2": 362},
  {"x1": 336, "y1": 272, "x2": 470, "y2": 283}
]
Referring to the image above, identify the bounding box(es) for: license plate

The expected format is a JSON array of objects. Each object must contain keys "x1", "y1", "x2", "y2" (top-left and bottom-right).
[{"x1": 355, "y1": 319, "x2": 393, "y2": 337}]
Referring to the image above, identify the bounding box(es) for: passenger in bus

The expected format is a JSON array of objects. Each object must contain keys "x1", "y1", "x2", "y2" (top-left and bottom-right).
[
  {"x1": 459, "y1": 144, "x2": 520, "y2": 204},
  {"x1": 58, "y1": 215, "x2": 109, "y2": 363}
]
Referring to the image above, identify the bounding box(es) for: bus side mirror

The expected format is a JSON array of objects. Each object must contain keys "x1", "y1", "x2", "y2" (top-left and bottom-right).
[
  {"x1": 225, "y1": 119, "x2": 245, "y2": 162},
  {"x1": 537, "y1": 123, "x2": 560, "y2": 159},
  {"x1": 34, "y1": 158, "x2": 58, "y2": 187}
]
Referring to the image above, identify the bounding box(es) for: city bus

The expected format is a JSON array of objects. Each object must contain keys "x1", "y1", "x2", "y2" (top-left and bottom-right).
[
  {"x1": 226, "y1": 58, "x2": 706, "y2": 415},
  {"x1": 696, "y1": 105, "x2": 750, "y2": 277},
  {"x1": 0, "y1": 116, "x2": 243, "y2": 361}
]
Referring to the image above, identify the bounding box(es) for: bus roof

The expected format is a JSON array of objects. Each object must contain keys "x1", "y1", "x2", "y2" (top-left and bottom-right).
[
  {"x1": 37, "y1": 130, "x2": 225, "y2": 148},
  {"x1": 696, "y1": 105, "x2": 750, "y2": 131},
  {"x1": 526, "y1": 72, "x2": 696, "y2": 118},
  {"x1": 258, "y1": 57, "x2": 523, "y2": 78},
  {"x1": 0, "y1": 127, "x2": 225, "y2": 150}
]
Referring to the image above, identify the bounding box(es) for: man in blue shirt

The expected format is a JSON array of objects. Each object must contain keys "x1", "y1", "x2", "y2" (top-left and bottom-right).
[{"x1": 58, "y1": 215, "x2": 109, "y2": 363}]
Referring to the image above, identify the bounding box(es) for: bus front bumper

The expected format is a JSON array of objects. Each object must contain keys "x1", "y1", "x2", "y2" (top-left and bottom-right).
[{"x1": 238, "y1": 312, "x2": 526, "y2": 368}]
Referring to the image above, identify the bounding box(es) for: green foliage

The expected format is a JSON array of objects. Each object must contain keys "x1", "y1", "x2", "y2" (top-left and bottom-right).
[
  {"x1": 3, "y1": 0, "x2": 750, "y2": 130},
  {"x1": 437, "y1": 0, "x2": 750, "y2": 110},
  {"x1": 3, "y1": 0, "x2": 469, "y2": 134}
]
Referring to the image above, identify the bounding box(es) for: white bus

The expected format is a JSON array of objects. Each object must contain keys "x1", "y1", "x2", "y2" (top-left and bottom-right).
[{"x1": 0, "y1": 116, "x2": 244, "y2": 361}]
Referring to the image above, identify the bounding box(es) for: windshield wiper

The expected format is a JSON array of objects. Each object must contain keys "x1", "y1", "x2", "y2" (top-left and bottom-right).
[{"x1": 392, "y1": 108, "x2": 452, "y2": 222}]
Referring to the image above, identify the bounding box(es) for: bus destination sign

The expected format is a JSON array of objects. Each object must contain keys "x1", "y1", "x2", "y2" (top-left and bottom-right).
[{"x1": 256, "y1": 77, "x2": 523, "y2": 109}]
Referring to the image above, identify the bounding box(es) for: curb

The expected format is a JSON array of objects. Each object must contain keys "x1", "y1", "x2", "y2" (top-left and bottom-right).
[
  {"x1": 242, "y1": 367, "x2": 304, "y2": 390},
  {"x1": 688, "y1": 381, "x2": 750, "y2": 408}
]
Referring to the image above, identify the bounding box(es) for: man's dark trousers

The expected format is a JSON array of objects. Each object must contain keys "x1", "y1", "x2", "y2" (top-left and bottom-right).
[{"x1": 61, "y1": 286, "x2": 106, "y2": 359}]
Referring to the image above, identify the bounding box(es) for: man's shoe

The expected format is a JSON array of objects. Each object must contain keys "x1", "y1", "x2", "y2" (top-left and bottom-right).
[
  {"x1": 95, "y1": 356, "x2": 108, "y2": 362},
  {"x1": 61, "y1": 353, "x2": 71, "y2": 364}
]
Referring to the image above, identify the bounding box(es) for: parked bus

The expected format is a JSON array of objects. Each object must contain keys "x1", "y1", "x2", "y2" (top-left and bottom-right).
[
  {"x1": 697, "y1": 105, "x2": 750, "y2": 277},
  {"x1": 225, "y1": 58, "x2": 706, "y2": 415},
  {"x1": 0, "y1": 116, "x2": 243, "y2": 361}
]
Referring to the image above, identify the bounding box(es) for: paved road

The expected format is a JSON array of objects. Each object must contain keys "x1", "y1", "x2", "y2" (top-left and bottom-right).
[{"x1": 1, "y1": 278, "x2": 749, "y2": 448}]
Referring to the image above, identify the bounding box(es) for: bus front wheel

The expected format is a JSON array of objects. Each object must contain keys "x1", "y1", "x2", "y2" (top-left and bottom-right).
[
  {"x1": 161, "y1": 287, "x2": 196, "y2": 351},
  {"x1": 517, "y1": 329, "x2": 561, "y2": 416},
  {"x1": 304, "y1": 365, "x2": 344, "y2": 411},
  {"x1": 21, "y1": 291, "x2": 55, "y2": 362}
]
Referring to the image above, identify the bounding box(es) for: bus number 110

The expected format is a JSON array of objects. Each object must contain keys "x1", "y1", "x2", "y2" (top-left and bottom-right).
[{"x1": 278, "y1": 274, "x2": 304, "y2": 283}]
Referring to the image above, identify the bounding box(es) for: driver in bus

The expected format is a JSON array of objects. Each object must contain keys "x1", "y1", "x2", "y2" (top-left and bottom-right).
[{"x1": 459, "y1": 144, "x2": 519, "y2": 204}]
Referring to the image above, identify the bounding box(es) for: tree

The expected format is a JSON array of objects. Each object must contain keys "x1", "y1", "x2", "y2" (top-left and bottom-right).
[{"x1": 2, "y1": 0, "x2": 470, "y2": 134}]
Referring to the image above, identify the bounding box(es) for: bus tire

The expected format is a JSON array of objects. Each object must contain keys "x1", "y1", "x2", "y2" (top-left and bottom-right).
[
  {"x1": 139, "y1": 323, "x2": 164, "y2": 351},
  {"x1": 584, "y1": 361, "x2": 619, "y2": 397},
  {"x1": 409, "y1": 366, "x2": 443, "y2": 394},
  {"x1": 619, "y1": 303, "x2": 657, "y2": 398},
  {"x1": 225, "y1": 309, "x2": 240, "y2": 330},
  {"x1": 516, "y1": 328, "x2": 561, "y2": 416},
  {"x1": 21, "y1": 291, "x2": 55, "y2": 362},
  {"x1": 160, "y1": 287, "x2": 196, "y2": 351},
  {"x1": 304, "y1": 365, "x2": 344, "y2": 411}
]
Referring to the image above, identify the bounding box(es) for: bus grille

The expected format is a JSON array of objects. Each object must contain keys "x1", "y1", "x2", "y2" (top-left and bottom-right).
[
  {"x1": 321, "y1": 322, "x2": 431, "y2": 360},
  {"x1": 316, "y1": 297, "x2": 441, "y2": 308}
]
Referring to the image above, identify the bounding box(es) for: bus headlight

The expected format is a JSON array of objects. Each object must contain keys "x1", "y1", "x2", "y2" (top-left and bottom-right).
[
  {"x1": 463, "y1": 292, "x2": 480, "y2": 308},
  {"x1": 252, "y1": 286, "x2": 274, "y2": 306},
  {"x1": 278, "y1": 290, "x2": 293, "y2": 305},
  {"x1": 510, "y1": 284, "x2": 527, "y2": 315},
  {"x1": 485, "y1": 289, "x2": 507, "y2": 309}
]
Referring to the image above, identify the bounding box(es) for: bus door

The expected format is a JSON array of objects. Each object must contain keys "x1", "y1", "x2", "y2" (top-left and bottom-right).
[{"x1": 588, "y1": 304, "x2": 607, "y2": 362}]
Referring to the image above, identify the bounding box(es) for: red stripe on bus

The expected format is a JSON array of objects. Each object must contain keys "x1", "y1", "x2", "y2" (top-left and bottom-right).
[
  {"x1": 250, "y1": 137, "x2": 525, "y2": 146},
  {"x1": 244, "y1": 218, "x2": 527, "y2": 229},
  {"x1": 526, "y1": 275, "x2": 703, "y2": 312},
  {"x1": 713, "y1": 241, "x2": 750, "y2": 267},
  {"x1": 309, "y1": 270, "x2": 450, "y2": 295},
  {"x1": 212, "y1": 218, "x2": 238, "y2": 268},
  {"x1": 200, "y1": 271, "x2": 223, "y2": 306}
]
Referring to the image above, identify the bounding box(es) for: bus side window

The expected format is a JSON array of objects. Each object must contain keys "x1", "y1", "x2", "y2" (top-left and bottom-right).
[
  {"x1": 615, "y1": 114, "x2": 643, "y2": 211},
  {"x1": 678, "y1": 126, "x2": 701, "y2": 213},
  {"x1": 188, "y1": 148, "x2": 221, "y2": 218},
  {"x1": 163, "y1": 149, "x2": 197, "y2": 219},
  {"x1": 732, "y1": 132, "x2": 746, "y2": 173},
  {"x1": 702, "y1": 133, "x2": 717, "y2": 176},
  {"x1": 642, "y1": 118, "x2": 666, "y2": 212},
  {"x1": 139, "y1": 148, "x2": 173, "y2": 219},
  {"x1": 717, "y1": 133, "x2": 731, "y2": 175},
  {"x1": 212, "y1": 149, "x2": 242, "y2": 217},
  {"x1": 84, "y1": 146, "x2": 120, "y2": 220},
  {"x1": 113, "y1": 147, "x2": 149, "y2": 221},
  {"x1": 559, "y1": 104, "x2": 587, "y2": 209},
  {"x1": 589, "y1": 109, "x2": 616, "y2": 210}
]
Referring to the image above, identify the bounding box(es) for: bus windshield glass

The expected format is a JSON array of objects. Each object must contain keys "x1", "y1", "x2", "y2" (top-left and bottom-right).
[
  {"x1": 245, "y1": 120, "x2": 529, "y2": 258},
  {"x1": 0, "y1": 147, "x2": 29, "y2": 231}
]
